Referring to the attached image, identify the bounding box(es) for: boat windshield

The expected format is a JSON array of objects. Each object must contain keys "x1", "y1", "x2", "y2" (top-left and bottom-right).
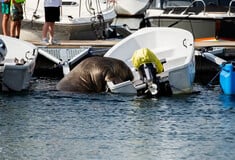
[{"x1": 161, "y1": 0, "x2": 234, "y2": 9}]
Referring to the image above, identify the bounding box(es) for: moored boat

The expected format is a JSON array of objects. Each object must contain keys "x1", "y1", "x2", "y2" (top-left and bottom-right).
[
  {"x1": 0, "y1": 35, "x2": 38, "y2": 91},
  {"x1": 104, "y1": 27, "x2": 195, "y2": 96},
  {"x1": 21, "y1": 0, "x2": 116, "y2": 41},
  {"x1": 140, "y1": 0, "x2": 235, "y2": 41}
]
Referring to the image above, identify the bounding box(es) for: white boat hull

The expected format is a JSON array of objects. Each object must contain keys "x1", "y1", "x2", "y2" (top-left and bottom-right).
[
  {"x1": 0, "y1": 35, "x2": 38, "y2": 91},
  {"x1": 21, "y1": 0, "x2": 116, "y2": 40},
  {"x1": 105, "y1": 27, "x2": 195, "y2": 95},
  {"x1": 114, "y1": 0, "x2": 150, "y2": 16}
]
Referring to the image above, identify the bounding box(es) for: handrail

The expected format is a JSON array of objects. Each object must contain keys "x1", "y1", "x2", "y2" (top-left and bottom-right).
[
  {"x1": 79, "y1": 0, "x2": 81, "y2": 17},
  {"x1": 181, "y1": 0, "x2": 206, "y2": 15},
  {"x1": 228, "y1": 0, "x2": 235, "y2": 15}
]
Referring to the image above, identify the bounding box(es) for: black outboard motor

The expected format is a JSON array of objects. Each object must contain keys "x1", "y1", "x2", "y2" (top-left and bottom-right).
[{"x1": 138, "y1": 63, "x2": 160, "y2": 95}]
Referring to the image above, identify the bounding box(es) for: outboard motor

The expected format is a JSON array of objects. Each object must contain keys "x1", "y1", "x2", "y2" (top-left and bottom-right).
[
  {"x1": 132, "y1": 48, "x2": 172, "y2": 97},
  {"x1": 0, "y1": 38, "x2": 7, "y2": 62},
  {"x1": 138, "y1": 63, "x2": 159, "y2": 95}
]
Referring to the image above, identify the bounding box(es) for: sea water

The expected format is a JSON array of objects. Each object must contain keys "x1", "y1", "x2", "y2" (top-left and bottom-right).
[{"x1": 0, "y1": 78, "x2": 235, "y2": 160}]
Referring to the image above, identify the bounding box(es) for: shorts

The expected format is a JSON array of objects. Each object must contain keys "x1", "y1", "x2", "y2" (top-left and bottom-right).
[
  {"x1": 10, "y1": 4, "x2": 23, "y2": 21},
  {"x1": 1, "y1": 2, "x2": 10, "y2": 14},
  {"x1": 44, "y1": 7, "x2": 60, "y2": 22}
]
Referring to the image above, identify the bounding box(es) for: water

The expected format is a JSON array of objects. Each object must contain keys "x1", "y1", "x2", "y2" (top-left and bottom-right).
[{"x1": 0, "y1": 78, "x2": 235, "y2": 160}]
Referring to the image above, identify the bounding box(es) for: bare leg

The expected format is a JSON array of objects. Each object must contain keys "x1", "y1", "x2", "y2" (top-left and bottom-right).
[
  {"x1": 15, "y1": 21, "x2": 21, "y2": 38},
  {"x1": 48, "y1": 22, "x2": 55, "y2": 41},
  {"x1": 2, "y1": 14, "x2": 10, "y2": 36},
  {"x1": 10, "y1": 21, "x2": 16, "y2": 37},
  {"x1": 42, "y1": 22, "x2": 50, "y2": 39}
]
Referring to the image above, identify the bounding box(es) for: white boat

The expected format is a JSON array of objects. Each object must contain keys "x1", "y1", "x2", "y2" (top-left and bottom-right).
[
  {"x1": 21, "y1": 0, "x2": 116, "y2": 41},
  {"x1": 141, "y1": 0, "x2": 235, "y2": 41},
  {"x1": 104, "y1": 27, "x2": 195, "y2": 96},
  {"x1": 0, "y1": 35, "x2": 38, "y2": 91},
  {"x1": 113, "y1": 0, "x2": 151, "y2": 16}
]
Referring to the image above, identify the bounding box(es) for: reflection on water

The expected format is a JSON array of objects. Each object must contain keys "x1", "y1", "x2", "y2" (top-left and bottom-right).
[
  {"x1": 219, "y1": 94, "x2": 235, "y2": 110},
  {"x1": 0, "y1": 79, "x2": 235, "y2": 160}
]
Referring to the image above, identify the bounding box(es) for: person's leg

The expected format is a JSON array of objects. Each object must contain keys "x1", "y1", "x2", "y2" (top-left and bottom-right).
[
  {"x1": 48, "y1": 22, "x2": 55, "y2": 41},
  {"x1": 15, "y1": 4, "x2": 23, "y2": 39},
  {"x1": 42, "y1": 22, "x2": 50, "y2": 40},
  {"x1": 1, "y1": 2, "x2": 10, "y2": 36},
  {"x1": 10, "y1": 21, "x2": 16, "y2": 37},
  {"x1": 10, "y1": 4, "x2": 21, "y2": 38},
  {"x1": 15, "y1": 21, "x2": 21, "y2": 38},
  {"x1": 2, "y1": 14, "x2": 10, "y2": 36}
]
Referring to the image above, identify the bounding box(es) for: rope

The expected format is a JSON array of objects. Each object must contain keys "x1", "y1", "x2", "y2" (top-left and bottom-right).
[
  {"x1": 33, "y1": 0, "x2": 40, "y2": 18},
  {"x1": 25, "y1": 0, "x2": 40, "y2": 28},
  {"x1": 87, "y1": 0, "x2": 106, "y2": 39},
  {"x1": 207, "y1": 69, "x2": 220, "y2": 87}
]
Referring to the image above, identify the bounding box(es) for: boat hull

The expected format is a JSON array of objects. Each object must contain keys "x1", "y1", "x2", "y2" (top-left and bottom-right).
[
  {"x1": 144, "y1": 1, "x2": 235, "y2": 41},
  {"x1": 114, "y1": 0, "x2": 150, "y2": 16},
  {"x1": 145, "y1": 15, "x2": 235, "y2": 41},
  {"x1": 2, "y1": 61, "x2": 36, "y2": 91},
  {"x1": 168, "y1": 60, "x2": 195, "y2": 94},
  {"x1": 21, "y1": 18, "x2": 115, "y2": 41}
]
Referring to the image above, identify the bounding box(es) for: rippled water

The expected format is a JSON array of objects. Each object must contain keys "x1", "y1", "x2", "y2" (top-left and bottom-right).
[{"x1": 0, "y1": 78, "x2": 235, "y2": 160}]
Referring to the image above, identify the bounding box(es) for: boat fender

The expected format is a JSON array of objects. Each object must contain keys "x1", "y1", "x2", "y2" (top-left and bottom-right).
[{"x1": 131, "y1": 48, "x2": 164, "y2": 73}]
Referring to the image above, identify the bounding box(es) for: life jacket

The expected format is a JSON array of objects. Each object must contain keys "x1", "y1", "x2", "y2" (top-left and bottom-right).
[{"x1": 131, "y1": 48, "x2": 164, "y2": 73}]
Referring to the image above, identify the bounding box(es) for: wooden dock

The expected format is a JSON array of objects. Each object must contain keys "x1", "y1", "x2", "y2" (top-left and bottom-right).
[
  {"x1": 30, "y1": 39, "x2": 120, "y2": 48},
  {"x1": 29, "y1": 39, "x2": 235, "y2": 49},
  {"x1": 195, "y1": 40, "x2": 235, "y2": 49}
]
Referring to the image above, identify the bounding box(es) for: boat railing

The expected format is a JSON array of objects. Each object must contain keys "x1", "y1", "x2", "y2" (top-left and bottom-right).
[
  {"x1": 61, "y1": 0, "x2": 113, "y2": 18},
  {"x1": 79, "y1": 0, "x2": 81, "y2": 17},
  {"x1": 228, "y1": 0, "x2": 235, "y2": 15},
  {"x1": 181, "y1": 0, "x2": 206, "y2": 15}
]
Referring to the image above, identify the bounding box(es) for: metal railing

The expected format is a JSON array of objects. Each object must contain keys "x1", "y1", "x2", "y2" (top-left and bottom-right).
[
  {"x1": 181, "y1": 0, "x2": 206, "y2": 15},
  {"x1": 228, "y1": 0, "x2": 235, "y2": 15}
]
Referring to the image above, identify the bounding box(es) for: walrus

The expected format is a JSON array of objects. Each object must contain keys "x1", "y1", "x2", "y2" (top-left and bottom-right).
[{"x1": 56, "y1": 56, "x2": 134, "y2": 93}]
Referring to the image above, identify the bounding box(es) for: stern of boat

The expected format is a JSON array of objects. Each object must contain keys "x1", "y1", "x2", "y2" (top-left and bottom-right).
[{"x1": 1, "y1": 57, "x2": 37, "y2": 91}]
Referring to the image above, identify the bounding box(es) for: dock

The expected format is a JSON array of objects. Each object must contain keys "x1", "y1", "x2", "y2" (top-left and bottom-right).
[
  {"x1": 195, "y1": 40, "x2": 235, "y2": 49},
  {"x1": 29, "y1": 39, "x2": 235, "y2": 49},
  {"x1": 30, "y1": 39, "x2": 120, "y2": 48}
]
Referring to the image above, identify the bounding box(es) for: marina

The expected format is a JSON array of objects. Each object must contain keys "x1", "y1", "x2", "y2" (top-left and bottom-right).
[{"x1": 1, "y1": 0, "x2": 235, "y2": 159}]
